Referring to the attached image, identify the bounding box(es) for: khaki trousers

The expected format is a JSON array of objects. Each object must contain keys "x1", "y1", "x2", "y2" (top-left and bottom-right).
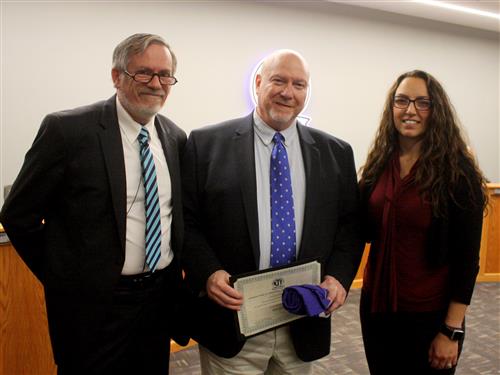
[{"x1": 199, "y1": 326, "x2": 313, "y2": 375}]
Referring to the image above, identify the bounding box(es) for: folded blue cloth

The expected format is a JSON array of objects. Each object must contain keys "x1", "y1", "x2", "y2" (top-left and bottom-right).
[{"x1": 282, "y1": 284, "x2": 331, "y2": 316}]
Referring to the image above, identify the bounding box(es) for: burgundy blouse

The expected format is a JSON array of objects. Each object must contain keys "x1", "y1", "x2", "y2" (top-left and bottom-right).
[{"x1": 363, "y1": 152, "x2": 450, "y2": 312}]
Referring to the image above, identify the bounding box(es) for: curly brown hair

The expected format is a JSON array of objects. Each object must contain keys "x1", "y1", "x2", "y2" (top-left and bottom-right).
[{"x1": 359, "y1": 70, "x2": 488, "y2": 217}]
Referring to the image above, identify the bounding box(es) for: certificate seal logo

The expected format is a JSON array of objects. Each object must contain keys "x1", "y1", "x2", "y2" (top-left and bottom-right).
[{"x1": 272, "y1": 278, "x2": 284, "y2": 289}]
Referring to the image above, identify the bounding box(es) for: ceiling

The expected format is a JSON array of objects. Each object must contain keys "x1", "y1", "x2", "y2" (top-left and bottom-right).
[{"x1": 328, "y1": 1, "x2": 499, "y2": 32}]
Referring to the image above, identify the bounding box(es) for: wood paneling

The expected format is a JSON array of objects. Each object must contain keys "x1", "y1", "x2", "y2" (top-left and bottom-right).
[
  {"x1": 477, "y1": 184, "x2": 500, "y2": 282},
  {"x1": 171, "y1": 339, "x2": 197, "y2": 353},
  {"x1": 0, "y1": 243, "x2": 56, "y2": 375},
  {"x1": 351, "y1": 244, "x2": 369, "y2": 289}
]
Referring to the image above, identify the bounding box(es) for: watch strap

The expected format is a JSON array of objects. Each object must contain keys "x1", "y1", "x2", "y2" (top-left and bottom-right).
[{"x1": 440, "y1": 323, "x2": 465, "y2": 341}]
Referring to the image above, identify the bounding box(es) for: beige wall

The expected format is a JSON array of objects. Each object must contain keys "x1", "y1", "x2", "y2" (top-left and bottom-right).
[{"x1": 1, "y1": 1, "x2": 499, "y2": 202}]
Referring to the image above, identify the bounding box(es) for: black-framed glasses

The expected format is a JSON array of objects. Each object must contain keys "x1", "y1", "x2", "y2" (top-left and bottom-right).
[
  {"x1": 124, "y1": 70, "x2": 178, "y2": 85},
  {"x1": 393, "y1": 96, "x2": 432, "y2": 111}
]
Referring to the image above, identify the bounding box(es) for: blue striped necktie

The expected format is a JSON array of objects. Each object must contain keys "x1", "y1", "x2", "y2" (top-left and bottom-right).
[
  {"x1": 138, "y1": 127, "x2": 162, "y2": 272},
  {"x1": 270, "y1": 132, "x2": 296, "y2": 267}
]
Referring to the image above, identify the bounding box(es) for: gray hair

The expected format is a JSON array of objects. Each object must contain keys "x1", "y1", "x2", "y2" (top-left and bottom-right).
[{"x1": 112, "y1": 33, "x2": 177, "y2": 74}]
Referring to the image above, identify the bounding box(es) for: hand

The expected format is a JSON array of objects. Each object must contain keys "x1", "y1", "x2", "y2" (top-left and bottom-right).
[
  {"x1": 206, "y1": 270, "x2": 244, "y2": 311},
  {"x1": 319, "y1": 275, "x2": 347, "y2": 314},
  {"x1": 428, "y1": 333, "x2": 459, "y2": 370}
]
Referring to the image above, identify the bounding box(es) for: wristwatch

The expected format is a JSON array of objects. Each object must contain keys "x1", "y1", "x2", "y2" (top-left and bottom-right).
[{"x1": 440, "y1": 324, "x2": 465, "y2": 341}]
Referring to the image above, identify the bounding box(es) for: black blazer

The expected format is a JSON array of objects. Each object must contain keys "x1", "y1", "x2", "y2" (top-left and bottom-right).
[
  {"x1": 182, "y1": 113, "x2": 363, "y2": 361},
  {"x1": 360, "y1": 162, "x2": 484, "y2": 306},
  {"x1": 0, "y1": 96, "x2": 187, "y2": 363}
]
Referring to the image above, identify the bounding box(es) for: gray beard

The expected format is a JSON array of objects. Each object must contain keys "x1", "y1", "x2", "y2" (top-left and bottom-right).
[
  {"x1": 120, "y1": 95, "x2": 161, "y2": 123},
  {"x1": 269, "y1": 108, "x2": 295, "y2": 127}
]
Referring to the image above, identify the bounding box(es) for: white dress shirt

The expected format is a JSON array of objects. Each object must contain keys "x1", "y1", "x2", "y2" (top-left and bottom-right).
[{"x1": 116, "y1": 97, "x2": 174, "y2": 274}]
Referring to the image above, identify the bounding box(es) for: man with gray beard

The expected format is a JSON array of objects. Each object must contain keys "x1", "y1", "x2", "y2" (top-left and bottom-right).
[{"x1": 0, "y1": 33, "x2": 187, "y2": 374}]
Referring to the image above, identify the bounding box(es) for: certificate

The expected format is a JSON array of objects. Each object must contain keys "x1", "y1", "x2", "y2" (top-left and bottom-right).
[{"x1": 230, "y1": 260, "x2": 321, "y2": 339}]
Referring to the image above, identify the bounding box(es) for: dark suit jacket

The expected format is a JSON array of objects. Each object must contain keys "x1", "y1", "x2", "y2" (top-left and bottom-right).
[
  {"x1": 182, "y1": 113, "x2": 363, "y2": 361},
  {"x1": 0, "y1": 95, "x2": 187, "y2": 364}
]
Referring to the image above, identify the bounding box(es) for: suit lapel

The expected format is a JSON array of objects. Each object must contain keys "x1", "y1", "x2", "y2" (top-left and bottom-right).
[
  {"x1": 297, "y1": 125, "x2": 321, "y2": 260},
  {"x1": 234, "y1": 115, "x2": 260, "y2": 267},
  {"x1": 155, "y1": 118, "x2": 181, "y2": 207},
  {"x1": 155, "y1": 118, "x2": 182, "y2": 250},
  {"x1": 98, "y1": 96, "x2": 127, "y2": 252}
]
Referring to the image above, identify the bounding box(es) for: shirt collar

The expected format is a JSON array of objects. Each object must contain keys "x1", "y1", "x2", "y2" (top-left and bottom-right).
[
  {"x1": 253, "y1": 111, "x2": 298, "y2": 147},
  {"x1": 116, "y1": 96, "x2": 155, "y2": 144}
]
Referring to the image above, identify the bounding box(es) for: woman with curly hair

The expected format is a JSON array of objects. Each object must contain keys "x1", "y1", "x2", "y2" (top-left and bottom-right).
[{"x1": 359, "y1": 70, "x2": 488, "y2": 375}]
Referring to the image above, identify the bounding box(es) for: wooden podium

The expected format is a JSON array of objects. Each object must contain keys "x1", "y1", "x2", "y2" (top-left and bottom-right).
[
  {"x1": 477, "y1": 183, "x2": 500, "y2": 282},
  {"x1": 0, "y1": 242, "x2": 56, "y2": 375},
  {"x1": 1, "y1": 184, "x2": 499, "y2": 374}
]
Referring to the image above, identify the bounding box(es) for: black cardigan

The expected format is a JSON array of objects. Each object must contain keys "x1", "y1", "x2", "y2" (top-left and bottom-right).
[{"x1": 360, "y1": 165, "x2": 484, "y2": 305}]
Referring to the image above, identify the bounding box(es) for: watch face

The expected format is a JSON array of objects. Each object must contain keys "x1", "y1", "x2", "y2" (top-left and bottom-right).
[{"x1": 450, "y1": 329, "x2": 464, "y2": 340}]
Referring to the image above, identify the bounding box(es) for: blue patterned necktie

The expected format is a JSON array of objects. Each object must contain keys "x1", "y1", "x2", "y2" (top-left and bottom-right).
[
  {"x1": 138, "y1": 127, "x2": 162, "y2": 272},
  {"x1": 270, "y1": 132, "x2": 296, "y2": 267}
]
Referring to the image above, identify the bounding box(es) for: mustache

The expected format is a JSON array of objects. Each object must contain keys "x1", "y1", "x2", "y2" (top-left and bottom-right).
[{"x1": 139, "y1": 89, "x2": 165, "y2": 96}]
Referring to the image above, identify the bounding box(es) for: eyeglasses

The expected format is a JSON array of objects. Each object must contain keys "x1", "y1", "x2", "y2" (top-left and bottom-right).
[
  {"x1": 124, "y1": 70, "x2": 178, "y2": 85},
  {"x1": 393, "y1": 96, "x2": 432, "y2": 111}
]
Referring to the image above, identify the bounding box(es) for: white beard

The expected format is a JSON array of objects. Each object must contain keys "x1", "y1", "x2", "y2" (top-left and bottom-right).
[{"x1": 269, "y1": 108, "x2": 295, "y2": 126}]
